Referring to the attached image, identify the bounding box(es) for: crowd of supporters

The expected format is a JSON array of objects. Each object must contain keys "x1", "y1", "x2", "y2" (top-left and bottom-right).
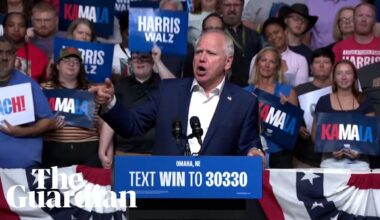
[{"x1": 1, "y1": 0, "x2": 380, "y2": 172}]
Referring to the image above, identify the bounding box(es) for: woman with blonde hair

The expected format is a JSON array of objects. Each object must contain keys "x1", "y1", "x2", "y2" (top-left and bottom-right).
[
  {"x1": 245, "y1": 47, "x2": 298, "y2": 168},
  {"x1": 326, "y1": 6, "x2": 355, "y2": 50}
]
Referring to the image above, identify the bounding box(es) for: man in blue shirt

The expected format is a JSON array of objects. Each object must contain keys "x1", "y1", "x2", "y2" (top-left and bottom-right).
[{"x1": 0, "y1": 37, "x2": 54, "y2": 168}]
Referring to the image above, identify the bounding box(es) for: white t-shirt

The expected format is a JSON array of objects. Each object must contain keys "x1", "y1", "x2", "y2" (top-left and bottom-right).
[{"x1": 112, "y1": 44, "x2": 130, "y2": 76}]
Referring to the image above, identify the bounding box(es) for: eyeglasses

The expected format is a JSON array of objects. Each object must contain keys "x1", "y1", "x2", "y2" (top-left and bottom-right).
[
  {"x1": 223, "y1": 3, "x2": 242, "y2": 8},
  {"x1": 339, "y1": 17, "x2": 353, "y2": 24},
  {"x1": 0, "y1": 49, "x2": 16, "y2": 57},
  {"x1": 130, "y1": 55, "x2": 152, "y2": 63},
  {"x1": 289, "y1": 15, "x2": 306, "y2": 23},
  {"x1": 61, "y1": 58, "x2": 81, "y2": 66}
]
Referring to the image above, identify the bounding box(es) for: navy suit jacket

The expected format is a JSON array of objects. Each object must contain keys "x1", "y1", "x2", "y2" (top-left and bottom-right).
[{"x1": 101, "y1": 78, "x2": 261, "y2": 155}]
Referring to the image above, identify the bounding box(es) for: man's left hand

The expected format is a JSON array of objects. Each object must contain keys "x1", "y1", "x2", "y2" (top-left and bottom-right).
[{"x1": 247, "y1": 147, "x2": 266, "y2": 169}]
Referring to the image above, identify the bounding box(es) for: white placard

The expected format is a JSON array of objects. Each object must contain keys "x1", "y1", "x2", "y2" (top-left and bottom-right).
[
  {"x1": 0, "y1": 83, "x2": 35, "y2": 126},
  {"x1": 298, "y1": 86, "x2": 332, "y2": 132}
]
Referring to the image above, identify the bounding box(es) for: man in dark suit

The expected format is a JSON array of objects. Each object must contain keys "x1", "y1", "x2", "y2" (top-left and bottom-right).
[{"x1": 91, "y1": 30, "x2": 264, "y2": 159}]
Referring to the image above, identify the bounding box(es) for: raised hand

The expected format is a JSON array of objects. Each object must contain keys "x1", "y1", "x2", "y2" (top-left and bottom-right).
[{"x1": 88, "y1": 78, "x2": 115, "y2": 106}]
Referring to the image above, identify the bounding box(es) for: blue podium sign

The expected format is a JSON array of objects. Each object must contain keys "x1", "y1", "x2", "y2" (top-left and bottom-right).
[{"x1": 114, "y1": 156, "x2": 262, "y2": 199}]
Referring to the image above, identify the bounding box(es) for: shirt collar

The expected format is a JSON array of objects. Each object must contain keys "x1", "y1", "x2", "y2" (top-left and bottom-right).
[{"x1": 190, "y1": 78, "x2": 225, "y2": 96}]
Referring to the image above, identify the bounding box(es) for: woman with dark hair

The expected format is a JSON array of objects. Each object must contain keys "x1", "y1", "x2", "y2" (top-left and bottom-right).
[
  {"x1": 312, "y1": 60, "x2": 375, "y2": 170},
  {"x1": 41, "y1": 47, "x2": 111, "y2": 168},
  {"x1": 3, "y1": 12, "x2": 48, "y2": 82},
  {"x1": 245, "y1": 47, "x2": 298, "y2": 168},
  {"x1": 201, "y1": 12, "x2": 225, "y2": 31},
  {"x1": 0, "y1": 0, "x2": 33, "y2": 19}
]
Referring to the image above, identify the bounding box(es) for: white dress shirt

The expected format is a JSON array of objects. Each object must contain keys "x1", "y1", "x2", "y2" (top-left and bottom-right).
[
  {"x1": 186, "y1": 78, "x2": 225, "y2": 154},
  {"x1": 249, "y1": 47, "x2": 309, "y2": 86}
]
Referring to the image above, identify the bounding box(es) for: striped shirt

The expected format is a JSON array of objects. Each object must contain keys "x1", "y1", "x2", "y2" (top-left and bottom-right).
[{"x1": 41, "y1": 81, "x2": 100, "y2": 142}]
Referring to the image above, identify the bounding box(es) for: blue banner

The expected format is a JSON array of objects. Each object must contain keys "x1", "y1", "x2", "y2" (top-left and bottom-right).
[
  {"x1": 44, "y1": 89, "x2": 96, "y2": 129},
  {"x1": 315, "y1": 112, "x2": 380, "y2": 155},
  {"x1": 254, "y1": 89, "x2": 304, "y2": 151},
  {"x1": 129, "y1": 8, "x2": 188, "y2": 55},
  {"x1": 54, "y1": 37, "x2": 114, "y2": 83},
  {"x1": 114, "y1": 156, "x2": 262, "y2": 199},
  {"x1": 59, "y1": 0, "x2": 115, "y2": 38}
]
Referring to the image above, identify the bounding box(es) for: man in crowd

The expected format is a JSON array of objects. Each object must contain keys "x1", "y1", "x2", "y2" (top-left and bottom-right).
[
  {"x1": 294, "y1": 48, "x2": 334, "y2": 168},
  {"x1": 0, "y1": 37, "x2": 54, "y2": 168},
  {"x1": 30, "y1": 1, "x2": 59, "y2": 57},
  {"x1": 221, "y1": 0, "x2": 262, "y2": 87},
  {"x1": 333, "y1": 2, "x2": 380, "y2": 69},
  {"x1": 283, "y1": 3, "x2": 318, "y2": 77}
]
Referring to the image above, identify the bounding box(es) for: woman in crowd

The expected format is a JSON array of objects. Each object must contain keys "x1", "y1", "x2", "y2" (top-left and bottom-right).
[
  {"x1": 201, "y1": 12, "x2": 225, "y2": 31},
  {"x1": 326, "y1": 6, "x2": 355, "y2": 50},
  {"x1": 188, "y1": 0, "x2": 220, "y2": 46},
  {"x1": 245, "y1": 47, "x2": 298, "y2": 168},
  {"x1": 312, "y1": 60, "x2": 375, "y2": 170},
  {"x1": 3, "y1": 12, "x2": 48, "y2": 82},
  {"x1": 0, "y1": 0, "x2": 33, "y2": 19},
  {"x1": 66, "y1": 17, "x2": 97, "y2": 42},
  {"x1": 41, "y1": 47, "x2": 112, "y2": 168}
]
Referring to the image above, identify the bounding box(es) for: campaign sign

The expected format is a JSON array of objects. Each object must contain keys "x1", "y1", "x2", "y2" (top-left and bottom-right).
[
  {"x1": 0, "y1": 83, "x2": 35, "y2": 126},
  {"x1": 315, "y1": 112, "x2": 379, "y2": 155},
  {"x1": 44, "y1": 89, "x2": 95, "y2": 129},
  {"x1": 357, "y1": 62, "x2": 380, "y2": 91},
  {"x1": 54, "y1": 37, "x2": 114, "y2": 83},
  {"x1": 59, "y1": 0, "x2": 114, "y2": 37},
  {"x1": 298, "y1": 86, "x2": 332, "y2": 132},
  {"x1": 254, "y1": 89, "x2": 304, "y2": 151},
  {"x1": 129, "y1": 8, "x2": 188, "y2": 55},
  {"x1": 114, "y1": 156, "x2": 262, "y2": 199}
]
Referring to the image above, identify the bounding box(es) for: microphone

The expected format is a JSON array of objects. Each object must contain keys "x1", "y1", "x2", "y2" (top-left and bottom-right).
[
  {"x1": 172, "y1": 118, "x2": 182, "y2": 146},
  {"x1": 190, "y1": 116, "x2": 203, "y2": 146}
]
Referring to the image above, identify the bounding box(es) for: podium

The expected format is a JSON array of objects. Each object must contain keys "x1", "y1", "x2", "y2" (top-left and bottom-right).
[{"x1": 114, "y1": 156, "x2": 266, "y2": 220}]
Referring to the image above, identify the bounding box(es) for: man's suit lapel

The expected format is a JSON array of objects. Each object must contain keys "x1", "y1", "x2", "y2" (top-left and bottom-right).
[
  {"x1": 200, "y1": 82, "x2": 234, "y2": 153},
  {"x1": 179, "y1": 79, "x2": 193, "y2": 135}
]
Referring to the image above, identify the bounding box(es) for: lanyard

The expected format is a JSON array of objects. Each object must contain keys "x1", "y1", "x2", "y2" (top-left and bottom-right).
[{"x1": 225, "y1": 26, "x2": 246, "y2": 57}]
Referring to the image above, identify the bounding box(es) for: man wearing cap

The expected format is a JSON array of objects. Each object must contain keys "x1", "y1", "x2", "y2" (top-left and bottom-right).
[
  {"x1": 283, "y1": 3, "x2": 318, "y2": 78},
  {"x1": 0, "y1": 37, "x2": 55, "y2": 168}
]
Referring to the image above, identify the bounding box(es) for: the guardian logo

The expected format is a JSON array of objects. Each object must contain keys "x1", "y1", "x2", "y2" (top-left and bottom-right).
[{"x1": 6, "y1": 167, "x2": 136, "y2": 209}]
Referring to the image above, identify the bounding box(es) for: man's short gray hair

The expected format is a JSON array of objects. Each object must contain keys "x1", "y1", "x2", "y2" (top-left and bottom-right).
[{"x1": 195, "y1": 30, "x2": 234, "y2": 57}]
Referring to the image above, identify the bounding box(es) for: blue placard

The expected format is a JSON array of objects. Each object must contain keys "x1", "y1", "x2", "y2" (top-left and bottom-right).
[
  {"x1": 44, "y1": 89, "x2": 96, "y2": 129},
  {"x1": 315, "y1": 112, "x2": 380, "y2": 155},
  {"x1": 59, "y1": 0, "x2": 115, "y2": 38},
  {"x1": 114, "y1": 156, "x2": 262, "y2": 199},
  {"x1": 54, "y1": 37, "x2": 114, "y2": 83},
  {"x1": 254, "y1": 89, "x2": 304, "y2": 151},
  {"x1": 129, "y1": 8, "x2": 188, "y2": 55}
]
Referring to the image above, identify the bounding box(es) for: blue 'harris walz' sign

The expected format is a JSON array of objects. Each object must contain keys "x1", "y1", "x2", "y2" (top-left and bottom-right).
[
  {"x1": 114, "y1": 156, "x2": 262, "y2": 199},
  {"x1": 59, "y1": 0, "x2": 114, "y2": 37},
  {"x1": 54, "y1": 37, "x2": 114, "y2": 83},
  {"x1": 129, "y1": 8, "x2": 188, "y2": 56}
]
